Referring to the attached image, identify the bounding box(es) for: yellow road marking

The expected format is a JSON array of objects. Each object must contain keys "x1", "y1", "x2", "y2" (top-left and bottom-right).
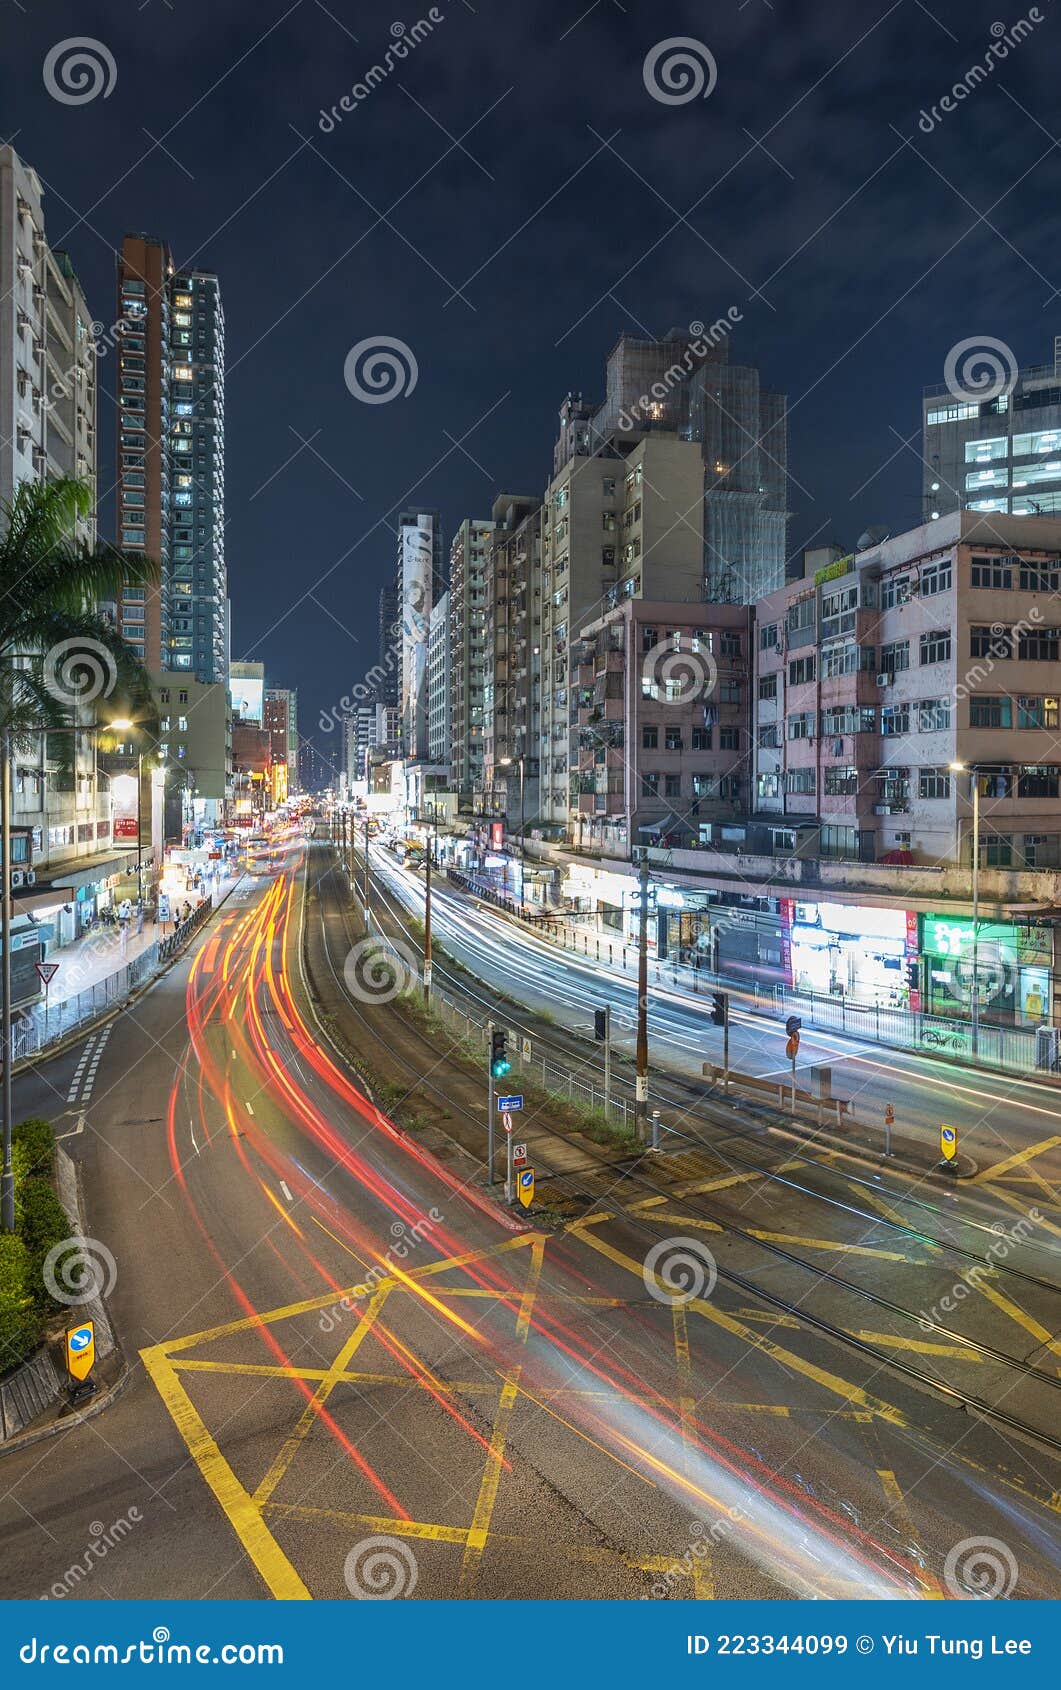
[
  {"x1": 852, "y1": 1331, "x2": 984, "y2": 1362},
  {"x1": 459, "y1": 1236, "x2": 545, "y2": 1589},
  {"x1": 139, "y1": 1342, "x2": 310, "y2": 1600},
  {"x1": 975, "y1": 1279, "x2": 1061, "y2": 1361},
  {"x1": 673, "y1": 1302, "x2": 712, "y2": 1598},
  {"x1": 853, "y1": 1185, "x2": 938, "y2": 1239},
  {"x1": 981, "y1": 1184, "x2": 1061, "y2": 1239},
  {"x1": 873, "y1": 1460, "x2": 944, "y2": 1598},
  {"x1": 976, "y1": 1135, "x2": 1061, "y2": 1183},
  {"x1": 571, "y1": 1225, "x2": 906, "y2": 1424},
  {"x1": 747, "y1": 1230, "x2": 913, "y2": 1262}
]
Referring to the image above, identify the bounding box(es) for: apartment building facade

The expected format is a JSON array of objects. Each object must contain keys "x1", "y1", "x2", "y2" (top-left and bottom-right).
[
  {"x1": 448, "y1": 517, "x2": 494, "y2": 794},
  {"x1": 923, "y1": 336, "x2": 1061, "y2": 523},
  {"x1": 482, "y1": 495, "x2": 541, "y2": 823},
  {"x1": 427, "y1": 589, "x2": 451, "y2": 769},
  {"x1": 395, "y1": 510, "x2": 444, "y2": 762}
]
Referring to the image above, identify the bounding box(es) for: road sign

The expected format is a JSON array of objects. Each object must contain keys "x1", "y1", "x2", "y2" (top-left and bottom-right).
[
  {"x1": 517, "y1": 1167, "x2": 535, "y2": 1209},
  {"x1": 940, "y1": 1124, "x2": 957, "y2": 1162},
  {"x1": 513, "y1": 1142, "x2": 527, "y2": 1165},
  {"x1": 786, "y1": 1033, "x2": 800, "y2": 1059},
  {"x1": 501, "y1": 1111, "x2": 514, "y2": 1135},
  {"x1": 521, "y1": 1037, "x2": 532, "y2": 1061},
  {"x1": 35, "y1": 961, "x2": 59, "y2": 987},
  {"x1": 66, "y1": 1321, "x2": 94, "y2": 1383},
  {"x1": 496, "y1": 1094, "x2": 523, "y2": 1112}
]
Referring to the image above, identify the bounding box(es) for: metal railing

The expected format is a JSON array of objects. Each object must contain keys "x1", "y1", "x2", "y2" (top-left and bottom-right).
[{"x1": 11, "y1": 897, "x2": 215, "y2": 1065}]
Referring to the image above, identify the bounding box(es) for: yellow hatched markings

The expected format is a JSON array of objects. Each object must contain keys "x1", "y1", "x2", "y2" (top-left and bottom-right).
[
  {"x1": 975, "y1": 1135, "x2": 1061, "y2": 1184},
  {"x1": 875, "y1": 1468, "x2": 943, "y2": 1597},
  {"x1": 745, "y1": 1230, "x2": 914, "y2": 1262},
  {"x1": 459, "y1": 1235, "x2": 545, "y2": 1591},
  {"x1": 981, "y1": 1183, "x2": 1061, "y2": 1240},
  {"x1": 569, "y1": 1221, "x2": 907, "y2": 1424},
  {"x1": 252, "y1": 1287, "x2": 390, "y2": 1509},
  {"x1": 852, "y1": 1184, "x2": 941, "y2": 1240},
  {"x1": 673, "y1": 1302, "x2": 713, "y2": 1598},
  {"x1": 974, "y1": 1279, "x2": 1061, "y2": 1364}
]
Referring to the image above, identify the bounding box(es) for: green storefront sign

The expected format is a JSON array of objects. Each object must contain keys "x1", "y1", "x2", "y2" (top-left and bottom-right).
[
  {"x1": 921, "y1": 914, "x2": 1053, "y2": 1023},
  {"x1": 921, "y1": 915, "x2": 1052, "y2": 968}
]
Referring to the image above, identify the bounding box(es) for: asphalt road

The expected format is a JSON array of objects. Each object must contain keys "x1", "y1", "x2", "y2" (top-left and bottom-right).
[
  {"x1": 0, "y1": 828, "x2": 1058, "y2": 1602},
  {"x1": 362, "y1": 845, "x2": 1061, "y2": 1197}
]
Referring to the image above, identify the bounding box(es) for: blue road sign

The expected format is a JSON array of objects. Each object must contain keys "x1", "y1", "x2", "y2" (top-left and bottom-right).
[
  {"x1": 69, "y1": 1326, "x2": 92, "y2": 1352},
  {"x1": 519, "y1": 1168, "x2": 533, "y2": 1188},
  {"x1": 496, "y1": 1095, "x2": 524, "y2": 1112}
]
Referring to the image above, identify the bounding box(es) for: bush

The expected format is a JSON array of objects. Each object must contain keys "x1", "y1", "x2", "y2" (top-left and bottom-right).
[
  {"x1": 0, "y1": 1234, "x2": 40, "y2": 1372},
  {"x1": 12, "y1": 1117, "x2": 55, "y2": 1181},
  {"x1": 18, "y1": 1178, "x2": 73, "y2": 1311}
]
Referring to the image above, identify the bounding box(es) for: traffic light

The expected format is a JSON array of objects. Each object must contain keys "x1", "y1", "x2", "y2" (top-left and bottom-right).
[
  {"x1": 490, "y1": 1026, "x2": 511, "y2": 1079},
  {"x1": 710, "y1": 991, "x2": 728, "y2": 1027},
  {"x1": 786, "y1": 1015, "x2": 802, "y2": 1037},
  {"x1": 594, "y1": 1008, "x2": 607, "y2": 1041}
]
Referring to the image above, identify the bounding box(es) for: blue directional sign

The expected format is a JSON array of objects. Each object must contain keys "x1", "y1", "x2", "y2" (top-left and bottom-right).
[
  {"x1": 66, "y1": 1321, "x2": 94, "y2": 1382},
  {"x1": 496, "y1": 1095, "x2": 524, "y2": 1112}
]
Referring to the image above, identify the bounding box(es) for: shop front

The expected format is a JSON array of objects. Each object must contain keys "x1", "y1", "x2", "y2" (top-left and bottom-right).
[
  {"x1": 921, "y1": 914, "x2": 1053, "y2": 1026},
  {"x1": 783, "y1": 899, "x2": 916, "y2": 1009}
]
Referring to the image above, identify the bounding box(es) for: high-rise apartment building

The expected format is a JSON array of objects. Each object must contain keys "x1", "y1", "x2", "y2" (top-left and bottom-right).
[
  {"x1": 448, "y1": 517, "x2": 494, "y2": 793},
  {"x1": 377, "y1": 586, "x2": 399, "y2": 706},
  {"x1": 265, "y1": 686, "x2": 299, "y2": 787},
  {"x1": 482, "y1": 495, "x2": 542, "y2": 823},
  {"x1": 427, "y1": 590, "x2": 451, "y2": 768},
  {"x1": 1, "y1": 147, "x2": 97, "y2": 532},
  {"x1": 923, "y1": 337, "x2": 1061, "y2": 523},
  {"x1": 395, "y1": 510, "x2": 444, "y2": 762},
  {"x1": 539, "y1": 426, "x2": 706, "y2": 828},
  {"x1": 115, "y1": 234, "x2": 226, "y2": 682}
]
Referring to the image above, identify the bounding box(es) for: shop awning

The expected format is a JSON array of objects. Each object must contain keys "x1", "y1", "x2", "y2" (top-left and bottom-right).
[
  {"x1": 637, "y1": 814, "x2": 681, "y2": 835},
  {"x1": 33, "y1": 848, "x2": 139, "y2": 893}
]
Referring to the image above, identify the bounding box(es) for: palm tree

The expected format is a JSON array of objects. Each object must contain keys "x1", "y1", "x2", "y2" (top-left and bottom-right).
[{"x1": 0, "y1": 478, "x2": 160, "y2": 738}]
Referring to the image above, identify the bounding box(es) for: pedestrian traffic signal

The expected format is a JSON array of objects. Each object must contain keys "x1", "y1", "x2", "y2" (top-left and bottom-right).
[
  {"x1": 710, "y1": 991, "x2": 728, "y2": 1027},
  {"x1": 594, "y1": 1008, "x2": 607, "y2": 1041},
  {"x1": 490, "y1": 1026, "x2": 511, "y2": 1079},
  {"x1": 786, "y1": 1015, "x2": 802, "y2": 1036}
]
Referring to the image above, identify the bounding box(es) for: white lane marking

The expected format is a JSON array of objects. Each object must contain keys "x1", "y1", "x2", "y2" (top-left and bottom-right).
[
  {"x1": 245, "y1": 1101, "x2": 255, "y2": 1116},
  {"x1": 189, "y1": 1117, "x2": 199, "y2": 1155},
  {"x1": 279, "y1": 1180, "x2": 293, "y2": 1202}
]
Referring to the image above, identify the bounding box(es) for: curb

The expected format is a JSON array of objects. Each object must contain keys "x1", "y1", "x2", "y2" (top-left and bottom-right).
[{"x1": 12, "y1": 873, "x2": 248, "y2": 1076}]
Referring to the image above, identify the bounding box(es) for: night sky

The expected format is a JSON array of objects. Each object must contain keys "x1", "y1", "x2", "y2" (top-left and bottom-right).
[{"x1": 4, "y1": 0, "x2": 1058, "y2": 774}]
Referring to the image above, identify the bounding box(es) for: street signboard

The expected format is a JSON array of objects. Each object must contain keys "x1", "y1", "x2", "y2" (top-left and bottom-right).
[
  {"x1": 35, "y1": 962, "x2": 59, "y2": 987},
  {"x1": 513, "y1": 1142, "x2": 527, "y2": 1165},
  {"x1": 66, "y1": 1321, "x2": 94, "y2": 1383},
  {"x1": 940, "y1": 1124, "x2": 957, "y2": 1162},
  {"x1": 496, "y1": 1095, "x2": 524, "y2": 1112},
  {"x1": 501, "y1": 1111, "x2": 514, "y2": 1135},
  {"x1": 517, "y1": 1167, "x2": 535, "y2": 1209},
  {"x1": 521, "y1": 1037, "x2": 532, "y2": 1061},
  {"x1": 786, "y1": 1034, "x2": 800, "y2": 1059}
]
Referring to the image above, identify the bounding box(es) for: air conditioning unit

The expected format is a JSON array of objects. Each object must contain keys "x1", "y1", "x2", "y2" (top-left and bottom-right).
[
  {"x1": 875, "y1": 673, "x2": 891, "y2": 687},
  {"x1": 873, "y1": 804, "x2": 891, "y2": 816},
  {"x1": 24, "y1": 870, "x2": 35, "y2": 886},
  {"x1": 10, "y1": 870, "x2": 26, "y2": 888},
  {"x1": 774, "y1": 641, "x2": 783, "y2": 655}
]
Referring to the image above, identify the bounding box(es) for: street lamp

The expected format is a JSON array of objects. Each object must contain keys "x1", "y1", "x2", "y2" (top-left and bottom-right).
[
  {"x1": 949, "y1": 760, "x2": 980, "y2": 1057},
  {"x1": 499, "y1": 754, "x2": 526, "y2": 911}
]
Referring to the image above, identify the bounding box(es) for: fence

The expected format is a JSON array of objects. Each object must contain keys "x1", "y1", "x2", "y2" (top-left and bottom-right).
[
  {"x1": 11, "y1": 897, "x2": 215, "y2": 1065},
  {"x1": 445, "y1": 869, "x2": 1049, "y2": 1078}
]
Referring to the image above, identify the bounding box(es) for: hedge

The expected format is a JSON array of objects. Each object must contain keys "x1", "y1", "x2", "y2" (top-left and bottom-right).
[
  {"x1": 1, "y1": 1118, "x2": 68, "y2": 1377},
  {"x1": 0, "y1": 1235, "x2": 40, "y2": 1371},
  {"x1": 12, "y1": 1116, "x2": 55, "y2": 1181},
  {"x1": 18, "y1": 1178, "x2": 72, "y2": 1311}
]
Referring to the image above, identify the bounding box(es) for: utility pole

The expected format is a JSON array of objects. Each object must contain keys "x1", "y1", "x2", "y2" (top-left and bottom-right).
[
  {"x1": 423, "y1": 840, "x2": 432, "y2": 1003},
  {"x1": 363, "y1": 812, "x2": 371, "y2": 929},
  {"x1": 971, "y1": 775, "x2": 980, "y2": 1059},
  {"x1": 486, "y1": 1018, "x2": 495, "y2": 1184},
  {"x1": 635, "y1": 847, "x2": 649, "y2": 1142},
  {"x1": 1, "y1": 727, "x2": 13, "y2": 1231}
]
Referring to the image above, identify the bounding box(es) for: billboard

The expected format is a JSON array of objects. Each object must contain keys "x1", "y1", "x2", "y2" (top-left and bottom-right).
[{"x1": 230, "y1": 675, "x2": 264, "y2": 724}]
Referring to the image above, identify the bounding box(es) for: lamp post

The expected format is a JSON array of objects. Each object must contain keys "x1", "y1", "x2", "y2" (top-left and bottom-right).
[
  {"x1": 950, "y1": 760, "x2": 980, "y2": 1057},
  {"x1": 634, "y1": 846, "x2": 650, "y2": 1141},
  {"x1": 499, "y1": 754, "x2": 525, "y2": 909}
]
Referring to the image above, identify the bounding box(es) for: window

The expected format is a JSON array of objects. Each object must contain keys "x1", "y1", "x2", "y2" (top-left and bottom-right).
[
  {"x1": 879, "y1": 640, "x2": 909, "y2": 673},
  {"x1": 970, "y1": 695, "x2": 1011, "y2": 728},
  {"x1": 789, "y1": 655, "x2": 816, "y2": 685},
  {"x1": 881, "y1": 704, "x2": 910, "y2": 736},
  {"x1": 757, "y1": 773, "x2": 779, "y2": 799},
  {"x1": 757, "y1": 674, "x2": 778, "y2": 701},
  {"x1": 718, "y1": 680, "x2": 741, "y2": 703},
  {"x1": 664, "y1": 773, "x2": 681, "y2": 798},
  {"x1": 919, "y1": 767, "x2": 951, "y2": 800},
  {"x1": 880, "y1": 575, "x2": 909, "y2": 611},
  {"x1": 786, "y1": 597, "x2": 815, "y2": 633},
  {"x1": 786, "y1": 768, "x2": 816, "y2": 795},
  {"x1": 1018, "y1": 764, "x2": 1059, "y2": 798},
  {"x1": 965, "y1": 436, "x2": 1008, "y2": 462},
  {"x1": 820, "y1": 824, "x2": 860, "y2": 858},
  {"x1": 759, "y1": 622, "x2": 779, "y2": 650},
  {"x1": 642, "y1": 725, "x2": 658, "y2": 749},
  {"x1": 971, "y1": 625, "x2": 1012, "y2": 658},
  {"x1": 975, "y1": 766, "x2": 1013, "y2": 798},
  {"x1": 787, "y1": 712, "x2": 815, "y2": 740},
  {"x1": 920, "y1": 630, "x2": 951, "y2": 664},
  {"x1": 1017, "y1": 696, "x2": 1060, "y2": 730},
  {"x1": 664, "y1": 726, "x2": 683, "y2": 751},
  {"x1": 971, "y1": 556, "x2": 1012, "y2": 589},
  {"x1": 981, "y1": 837, "x2": 1012, "y2": 867},
  {"x1": 719, "y1": 726, "x2": 739, "y2": 751},
  {"x1": 692, "y1": 727, "x2": 710, "y2": 751},
  {"x1": 824, "y1": 766, "x2": 858, "y2": 796},
  {"x1": 641, "y1": 626, "x2": 658, "y2": 653},
  {"x1": 641, "y1": 772, "x2": 660, "y2": 797},
  {"x1": 919, "y1": 560, "x2": 951, "y2": 595},
  {"x1": 720, "y1": 631, "x2": 741, "y2": 658},
  {"x1": 917, "y1": 698, "x2": 951, "y2": 731},
  {"x1": 1018, "y1": 626, "x2": 1060, "y2": 662},
  {"x1": 1020, "y1": 563, "x2": 1061, "y2": 592},
  {"x1": 757, "y1": 724, "x2": 779, "y2": 749}
]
